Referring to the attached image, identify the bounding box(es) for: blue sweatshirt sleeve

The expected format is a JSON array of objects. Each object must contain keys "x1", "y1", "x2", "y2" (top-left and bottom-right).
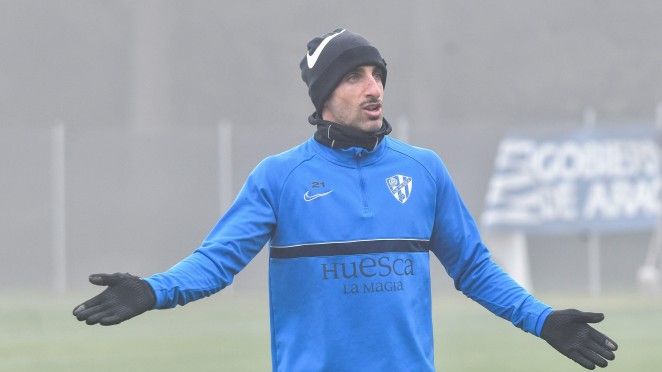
[
  {"x1": 429, "y1": 157, "x2": 552, "y2": 336},
  {"x1": 144, "y1": 159, "x2": 278, "y2": 309}
]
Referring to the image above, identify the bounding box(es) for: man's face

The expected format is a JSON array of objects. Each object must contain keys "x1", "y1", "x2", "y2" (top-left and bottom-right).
[{"x1": 322, "y1": 65, "x2": 384, "y2": 133}]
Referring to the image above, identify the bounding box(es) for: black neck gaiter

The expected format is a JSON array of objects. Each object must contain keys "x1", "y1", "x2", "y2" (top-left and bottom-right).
[{"x1": 309, "y1": 112, "x2": 392, "y2": 151}]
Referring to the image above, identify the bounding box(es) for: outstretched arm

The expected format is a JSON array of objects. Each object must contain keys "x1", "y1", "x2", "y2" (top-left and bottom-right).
[
  {"x1": 73, "y1": 157, "x2": 279, "y2": 323},
  {"x1": 430, "y1": 159, "x2": 551, "y2": 335},
  {"x1": 429, "y1": 157, "x2": 617, "y2": 368}
]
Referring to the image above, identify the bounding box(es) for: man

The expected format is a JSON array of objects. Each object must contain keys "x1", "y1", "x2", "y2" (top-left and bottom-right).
[{"x1": 73, "y1": 28, "x2": 618, "y2": 371}]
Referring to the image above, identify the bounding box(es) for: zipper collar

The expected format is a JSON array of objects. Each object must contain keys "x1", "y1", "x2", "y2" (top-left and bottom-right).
[{"x1": 309, "y1": 112, "x2": 392, "y2": 151}]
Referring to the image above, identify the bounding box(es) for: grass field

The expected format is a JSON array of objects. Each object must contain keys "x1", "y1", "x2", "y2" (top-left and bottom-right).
[{"x1": 1, "y1": 289, "x2": 660, "y2": 371}]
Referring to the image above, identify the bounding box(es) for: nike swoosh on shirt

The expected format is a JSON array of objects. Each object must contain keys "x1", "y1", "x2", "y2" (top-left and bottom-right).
[
  {"x1": 303, "y1": 190, "x2": 333, "y2": 202},
  {"x1": 306, "y1": 29, "x2": 346, "y2": 69}
]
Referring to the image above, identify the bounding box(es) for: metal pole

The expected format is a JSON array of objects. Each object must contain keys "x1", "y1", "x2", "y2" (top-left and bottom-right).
[
  {"x1": 633, "y1": 103, "x2": 662, "y2": 292},
  {"x1": 654, "y1": 103, "x2": 662, "y2": 268},
  {"x1": 51, "y1": 123, "x2": 66, "y2": 294},
  {"x1": 217, "y1": 122, "x2": 233, "y2": 214},
  {"x1": 583, "y1": 107, "x2": 601, "y2": 296},
  {"x1": 588, "y1": 232, "x2": 601, "y2": 296},
  {"x1": 217, "y1": 122, "x2": 234, "y2": 293},
  {"x1": 395, "y1": 115, "x2": 410, "y2": 143},
  {"x1": 130, "y1": 0, "x2": 172, "y2": 134},
  {"x1": 582, "y1": 107, "x2": 596, "y2": 130}
]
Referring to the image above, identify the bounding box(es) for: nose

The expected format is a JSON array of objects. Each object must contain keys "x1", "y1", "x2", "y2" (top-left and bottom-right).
[{"x1": 364, "y1": 74, "x2": 383, "y2": 98}]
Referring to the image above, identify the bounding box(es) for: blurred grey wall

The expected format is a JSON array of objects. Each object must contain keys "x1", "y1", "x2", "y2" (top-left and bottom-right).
[{"x1": 1, "y1": 1, "x2": 661, "y2": 293}]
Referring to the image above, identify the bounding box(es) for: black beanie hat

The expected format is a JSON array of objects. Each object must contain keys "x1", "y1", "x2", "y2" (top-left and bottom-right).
[{"x1": 300, "y1": 28, "x2": 387, "y2": 116}]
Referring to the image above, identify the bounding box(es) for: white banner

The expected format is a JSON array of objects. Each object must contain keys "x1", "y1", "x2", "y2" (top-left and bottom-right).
[{"x1": 482, "y1": 127, "x2": 661, "y2": 233}]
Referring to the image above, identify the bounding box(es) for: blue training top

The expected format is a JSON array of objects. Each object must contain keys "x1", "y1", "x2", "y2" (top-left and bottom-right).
[{"x1": 145, "y1": 136, "x2": 552, "y2": 372}]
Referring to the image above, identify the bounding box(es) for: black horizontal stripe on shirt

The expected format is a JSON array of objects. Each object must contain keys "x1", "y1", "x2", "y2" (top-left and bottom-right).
[{"x1": 270, "y1": 239, "x2": 430, "y2": 259}]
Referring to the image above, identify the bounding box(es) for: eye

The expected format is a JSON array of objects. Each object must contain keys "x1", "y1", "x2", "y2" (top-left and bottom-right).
[
  {"x1": 345, "y1": 72, "x2": 360, "y2": 82},
  {"x1": 373, "y1": 70, "x2": 384, "y2": 82}
]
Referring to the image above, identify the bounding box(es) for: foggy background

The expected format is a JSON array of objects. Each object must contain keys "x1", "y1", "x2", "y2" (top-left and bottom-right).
[{"x1": 1, "y1": 0, "x2": 661, "y2": 296}]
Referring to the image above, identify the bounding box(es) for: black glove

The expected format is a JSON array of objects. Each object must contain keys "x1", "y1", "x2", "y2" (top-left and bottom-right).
[
  {"x1": 73, "y1": 272, "x2": 156, "y2": 326},
  {"x1": 541, "y1": 309, "x2": 618, "y2": 370}
]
